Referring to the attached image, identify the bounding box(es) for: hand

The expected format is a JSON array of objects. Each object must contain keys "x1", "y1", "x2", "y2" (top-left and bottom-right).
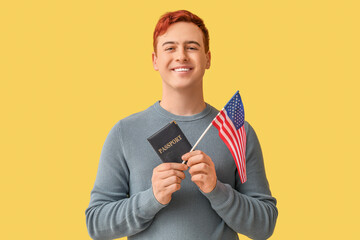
[
  {"x1": 182, "y1": 150, "x2": 217, "y2": 193},
  {"x1": 152, "y1": 163, "x2": 188, "y2": 205}
]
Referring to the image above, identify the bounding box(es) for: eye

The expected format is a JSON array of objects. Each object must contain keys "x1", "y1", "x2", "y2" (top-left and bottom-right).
[
  {"x1": 187, "y1": 46, "x2": 198, "y2": 50},
  {"x1": 165, "y1": 47, "x2": 175, "y2": 51}
]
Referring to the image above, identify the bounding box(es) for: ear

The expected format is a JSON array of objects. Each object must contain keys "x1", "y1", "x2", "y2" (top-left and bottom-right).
[
  {"x1": 205, "y1": 51, "x2": 211, "y2": 69},
  {"x1": 152, "y1": 52, "x2": 159, "y2": 71}
]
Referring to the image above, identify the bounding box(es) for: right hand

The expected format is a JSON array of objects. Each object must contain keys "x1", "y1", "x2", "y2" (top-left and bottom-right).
[{"x1": 152, "y1": 163, "x2": 188, "y2": 205}]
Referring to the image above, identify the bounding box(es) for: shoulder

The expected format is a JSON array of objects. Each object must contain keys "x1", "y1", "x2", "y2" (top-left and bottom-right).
[
  {"x1": 243, "y1": 121, "x2": 263, "y2": 156},
  {"x1": 244, "y1": 121, "x2": 254, "y2": 135},
  {"x1": 109, "y1": 102, "x2": 169, "y2": 142},
  {"x1": 244, "y1": 121, "x2": 261, "y2": 139},
  {"x1": 112, "y1": 104, "x2": 156, "y2": 129}
]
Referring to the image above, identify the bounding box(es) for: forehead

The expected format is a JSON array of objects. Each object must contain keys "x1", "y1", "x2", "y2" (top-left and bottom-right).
[{"x1": 157, "y1": 22, "x2": 204, "y2": 46}]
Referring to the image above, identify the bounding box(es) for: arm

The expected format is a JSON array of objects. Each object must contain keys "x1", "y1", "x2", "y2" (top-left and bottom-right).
[
  {"x1": 85, "y1": 122, "x2": 166, "y2": 240},
  {"x1": 185, "y1": 123, "x2": 278, "y2": 239}
]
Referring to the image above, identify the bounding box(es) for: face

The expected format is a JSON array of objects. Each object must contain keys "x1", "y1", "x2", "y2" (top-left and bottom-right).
[{"x1": 152, "y1": 22, "x2": 211, "y2": 91}]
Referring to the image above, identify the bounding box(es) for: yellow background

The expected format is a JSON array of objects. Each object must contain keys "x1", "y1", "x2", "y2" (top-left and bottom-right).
[{"x1": 1, "y1": 0, "x2": 359, "y2": 239}]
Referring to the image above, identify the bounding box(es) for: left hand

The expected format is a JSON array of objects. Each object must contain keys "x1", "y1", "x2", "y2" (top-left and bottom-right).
[{"x1": 182, "y1": 150, "x2": 217, "y2": 193}]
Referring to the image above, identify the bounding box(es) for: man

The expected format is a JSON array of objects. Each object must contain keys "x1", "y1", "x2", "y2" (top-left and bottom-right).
[{"x1": 86, "y1": 10, "x2": 278, "y2": 240}]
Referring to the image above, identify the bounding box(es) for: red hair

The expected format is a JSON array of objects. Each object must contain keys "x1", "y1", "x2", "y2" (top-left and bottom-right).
[{"x1": 153, "y1": 10, "x2": 209, "y2": 54}]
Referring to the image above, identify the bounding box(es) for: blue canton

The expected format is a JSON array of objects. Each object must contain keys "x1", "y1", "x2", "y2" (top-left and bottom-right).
[{"x1": 224, "y1": 91, "x2": 245, "y2": 130}]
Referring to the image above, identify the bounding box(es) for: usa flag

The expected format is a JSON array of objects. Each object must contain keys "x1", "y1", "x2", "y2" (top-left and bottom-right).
[{"x1": 212, "y1": 91, "x2": 247, "y2": 183}]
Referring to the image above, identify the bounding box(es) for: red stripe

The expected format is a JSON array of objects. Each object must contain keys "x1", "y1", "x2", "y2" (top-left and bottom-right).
[
  {"x1": 216, "y1": 112, "x2": 245, "y2": 181},
  {"x1": 220, "y1": 111, "x2": 246, "y2": 182},
  {"x1": 212, "y1": 110, "x2": 247, "y2": 183},
  {"x1": 216, "y1": 112, "x2": 241, "y2": 164},
  {"x1": 220, "y1": 111, "x2": 245, "y2": 179},
  {"x1": 238, "y1": 127, "x2": 246, "y2": 182},
  {"x1": 238, "y1": 126, "x2": 247, "y2": 182}
]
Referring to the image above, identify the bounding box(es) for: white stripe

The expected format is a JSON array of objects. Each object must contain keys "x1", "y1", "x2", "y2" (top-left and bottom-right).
[
  {"x1": 223, "y1": 111, "x2": 246, "y2": 176},
  {"x1": 219, "y1": 112, "x2": 243, "y2": 173},
  {"x1": 214, "y1": 116, "x2": 245, "y2": 182},
  {"x1": 220, "y1": 111, "x2": 247, "y2": 182},
  {"x1": 221, "y1": 111, "x2": 246, "y2": 181}
]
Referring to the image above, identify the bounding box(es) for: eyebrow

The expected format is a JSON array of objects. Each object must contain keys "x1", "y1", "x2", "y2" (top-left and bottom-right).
[{"x1": 162, "y1": 41, "x2": 201, "y2": 47}]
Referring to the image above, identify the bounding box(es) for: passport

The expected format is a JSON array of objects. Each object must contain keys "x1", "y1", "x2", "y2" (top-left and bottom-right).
[{"x1": 147, "y1": 121, "x2": 192, "y2": 163}]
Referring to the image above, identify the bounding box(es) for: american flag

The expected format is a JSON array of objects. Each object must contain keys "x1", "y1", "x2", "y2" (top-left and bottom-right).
[{"x1": 212, "y1": 91, "x2": 247, "y2": 183}]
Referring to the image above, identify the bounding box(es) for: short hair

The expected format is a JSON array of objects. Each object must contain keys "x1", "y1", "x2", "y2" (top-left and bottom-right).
[{"x1": 153, "y1": 10, "x2": 209, "y2": 54}]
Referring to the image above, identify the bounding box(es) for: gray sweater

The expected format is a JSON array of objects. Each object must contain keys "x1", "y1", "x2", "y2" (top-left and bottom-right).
[{"x1": 85, "y1": 102, "x2": 278, "y2": 240}]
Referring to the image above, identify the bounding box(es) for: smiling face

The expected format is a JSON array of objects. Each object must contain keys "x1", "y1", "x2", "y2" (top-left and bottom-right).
[{"x1": 152, "y1": 22, "x2": 211, "y2": 91}]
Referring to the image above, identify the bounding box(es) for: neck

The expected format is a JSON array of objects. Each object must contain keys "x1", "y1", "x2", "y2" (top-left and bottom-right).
[{"x1": 160, "y1": 85, "x2": 206, "y2": 116}]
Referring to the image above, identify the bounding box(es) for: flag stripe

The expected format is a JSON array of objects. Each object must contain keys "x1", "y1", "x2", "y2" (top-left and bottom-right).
[
  {"x1": 221, "y1": 111, "x2": 245, "y2": 173},
  {"x1": 213, "y1": 118, "x2": 243, "y2": 180},
  {"x1": 211, "y1": 91, "x2": 247, "y2": 183},
  {"x1": 215, "y1": 112, "x2": 245, "y2": 181},
  {"x1": 213, "y1": 121, "x2": 245, "y2": 183},
  {"x1": 213, "y1": 109, "x2": 247, "y2": 183},
  {"x1": 215, "y1": 112, "x2": 241, "y2": 168},
  {"x1": 224, "y1": 112, "x2": 246, "y2": 182},
  {"x1": 238, "y1": 126, "x2": 246, "y2": 182}
]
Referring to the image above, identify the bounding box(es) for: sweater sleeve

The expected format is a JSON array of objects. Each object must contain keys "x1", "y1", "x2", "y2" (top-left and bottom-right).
[
  {"x1": 202, "y1": 123, "x2": 278, "y2": 240},
  {"x1": 85, "y1": 122, "x2": 166, "y2": 240}
]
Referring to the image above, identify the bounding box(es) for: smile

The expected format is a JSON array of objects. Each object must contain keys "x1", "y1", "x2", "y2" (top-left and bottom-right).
[{"x1": 172, "y1": 68, "x2": 192, "y2": 72}]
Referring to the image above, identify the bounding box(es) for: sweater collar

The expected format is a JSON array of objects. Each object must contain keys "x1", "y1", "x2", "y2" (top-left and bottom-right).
[{"x1": 153, "y1": 101, "x2": 213, "y2": 122}]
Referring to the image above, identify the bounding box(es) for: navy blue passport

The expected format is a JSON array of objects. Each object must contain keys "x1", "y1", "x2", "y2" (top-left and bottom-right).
[{"x1": 147, "y1": 121, "x2": 192, "y2": 163}]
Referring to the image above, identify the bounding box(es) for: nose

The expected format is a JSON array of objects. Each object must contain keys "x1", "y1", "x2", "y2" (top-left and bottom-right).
[{"x1": 176, "y1": 48, "x2": 188, "y2": 62}]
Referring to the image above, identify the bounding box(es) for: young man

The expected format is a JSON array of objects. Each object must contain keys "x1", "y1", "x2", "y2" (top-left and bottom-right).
[{"x1": 86, "y1": 10, "x2": 278, "y2": 240}]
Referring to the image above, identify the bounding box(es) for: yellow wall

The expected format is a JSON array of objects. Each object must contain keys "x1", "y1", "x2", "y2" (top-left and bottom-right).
[{"x1": 1, "y1": 1, "x2": 359, "y2": 239}]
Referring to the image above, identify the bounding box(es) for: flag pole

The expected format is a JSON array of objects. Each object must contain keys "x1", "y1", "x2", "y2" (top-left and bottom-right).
[{"x1": 182, "y1": 109, "x2": 223, "y2": 164}]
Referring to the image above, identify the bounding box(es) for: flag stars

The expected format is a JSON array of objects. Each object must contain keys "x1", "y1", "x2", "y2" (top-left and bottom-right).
[{"x1": 224, "y1": 92, "x2": 245, "y2": 130}]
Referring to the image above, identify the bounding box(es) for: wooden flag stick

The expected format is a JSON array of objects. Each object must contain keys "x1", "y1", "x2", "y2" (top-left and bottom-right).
[{"x1": 182, "y1": 110, "x2": 223, "y2": 164}]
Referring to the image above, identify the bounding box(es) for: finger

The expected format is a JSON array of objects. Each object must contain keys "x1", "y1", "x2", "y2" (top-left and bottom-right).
[
  {"x1": 155, "y1": 162, "x2": 188, "y2": 172},
  {"x1": 188, "y1": 163, "x2": 210, "y2": 175},
  {"x1": 154, "y1": 175, "x2": 183, "y2": 191},
  {"x1": 163, "y1": 182, "x2": 182, "y2": 194},
  {"x1": 186, "y1": 154, "x2": 212, "y2": 167},
  {"x1": 162, "y1": 175, "x2": 183, "y2": 188},
  {"x1": 191, "y1": 173, "x2": 207, "y2": 184},
  {"x1": 156, "y1": 169, "x2": 186, "y2": 181},
  {"x1": 181, "y1": 150, "x2": 203, "y2": 161}
]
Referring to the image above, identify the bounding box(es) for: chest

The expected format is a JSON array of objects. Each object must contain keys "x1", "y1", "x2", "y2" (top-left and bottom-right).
[{"x1": 123, "y1": 126, "x2": 237, "y2": 195}]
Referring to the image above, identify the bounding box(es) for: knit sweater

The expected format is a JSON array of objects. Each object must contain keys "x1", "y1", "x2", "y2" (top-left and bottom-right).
[{"x1": 85, "y1": 101, "x2": 278, "y2": 240}]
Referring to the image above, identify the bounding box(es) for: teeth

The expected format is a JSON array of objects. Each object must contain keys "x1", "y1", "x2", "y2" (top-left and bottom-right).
[{"x1": 173, "y1": 68, "x2": 190, "y2": 72}]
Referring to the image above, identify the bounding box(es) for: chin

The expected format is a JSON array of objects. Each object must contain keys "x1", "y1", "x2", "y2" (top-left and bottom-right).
[{"x1": 164, "y1": 79, "x2": 202, "y2": 91}]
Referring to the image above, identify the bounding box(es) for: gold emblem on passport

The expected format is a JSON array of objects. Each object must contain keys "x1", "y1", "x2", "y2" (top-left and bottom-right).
[{"x1": 147, "y1": 121, "x2": 192, "y2": 163}]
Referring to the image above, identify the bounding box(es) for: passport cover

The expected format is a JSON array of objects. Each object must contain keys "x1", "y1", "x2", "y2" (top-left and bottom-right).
[{"x1": 147, "y1": 121, "x2": 192, "y2": 163}]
